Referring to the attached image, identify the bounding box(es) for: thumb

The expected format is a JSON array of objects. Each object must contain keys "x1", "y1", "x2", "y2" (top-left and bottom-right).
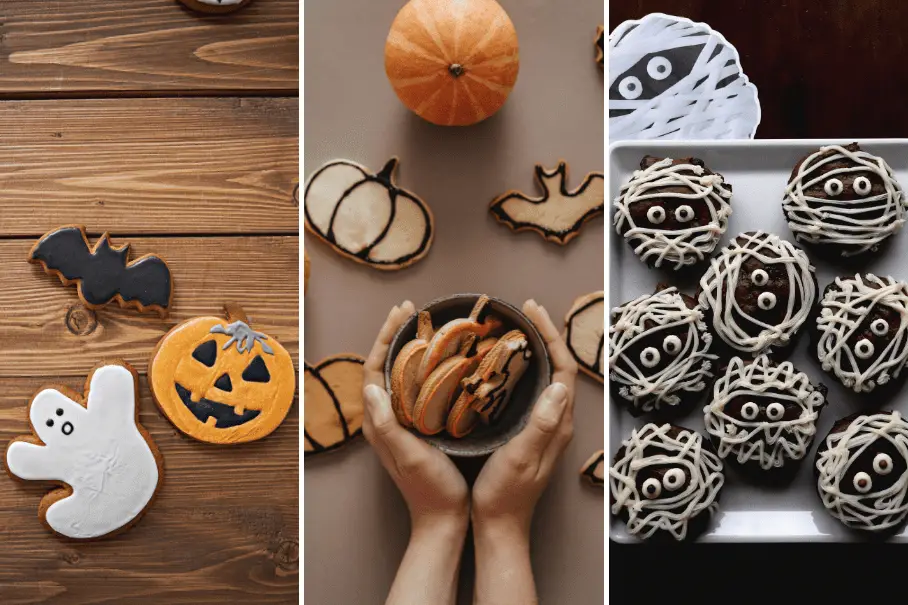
[
  {"x1": 364, "y1": 384, "x2": 401, "y2": 440},
  {"x1": 510, "y1": 382, "x2": 569, "y2": 455}
]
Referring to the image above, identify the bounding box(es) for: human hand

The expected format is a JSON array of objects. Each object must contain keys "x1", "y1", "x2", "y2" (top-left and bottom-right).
[{"x1": 362, "y1": 301, "x2": 470, "y2": 534}]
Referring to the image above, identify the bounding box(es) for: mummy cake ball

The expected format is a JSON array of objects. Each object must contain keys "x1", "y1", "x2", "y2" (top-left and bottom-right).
[
  {"x1": 704, "y1": 355, "x2": 827, "y2": 471},
  {"x1": 783, "y1": 143, "x2": 905, "y2": 258},
  {"x1": 614, "y1": 156, "x2": 733, "y2": 270},
  {"x1": 609, "y1": 286, "x2": 716, "y2": 414},
  {"x1": 698, "y1": 231, "x2": 817, "y2": 357},
  {"x1": 610, "y1": 423, "x2": 725, "y2": 541},
  {"x1": 815, "y1": 411, "x2": 908, "y2": 533},
  {"x1": 813, "y1": 274, "x2": 908, "y2": 394}
]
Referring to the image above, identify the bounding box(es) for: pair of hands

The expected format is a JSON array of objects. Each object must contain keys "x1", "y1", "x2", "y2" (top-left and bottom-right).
[{"x1": 361, "y1": 299, "x2": 577, "y2": 536}]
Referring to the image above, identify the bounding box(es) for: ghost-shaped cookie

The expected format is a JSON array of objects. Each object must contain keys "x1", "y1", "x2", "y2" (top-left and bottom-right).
[
  {"x1": 5, "y1": 363, "x2": 161, "y2": 539},
  {"x1": 704, "y1": 356, "x2": 827, "y2": 470},
  {"x1": 609, "y1": 423, "x2": 724, "y2": 541},
  {"x1": 816, "y1": 411, "x2": 908, "y2": 532},
  {"x1": 614, "y1": 156, "x2": 733, "y2": 269}
]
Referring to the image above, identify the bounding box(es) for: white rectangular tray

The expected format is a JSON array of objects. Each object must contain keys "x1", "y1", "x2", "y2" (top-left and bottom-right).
[{"x1": 609, "y1": 139, "x2": 908, "y2": 542}]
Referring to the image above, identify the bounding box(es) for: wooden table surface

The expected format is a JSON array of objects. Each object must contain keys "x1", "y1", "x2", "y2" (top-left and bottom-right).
[{"x1": 0, "y1": 2, "x2": 299, "y2": 603}]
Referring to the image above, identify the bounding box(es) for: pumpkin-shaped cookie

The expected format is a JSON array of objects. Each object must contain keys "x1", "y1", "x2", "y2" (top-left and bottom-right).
[{"x1": 149, "y1": 304, "x2": 296, "y2": 444}]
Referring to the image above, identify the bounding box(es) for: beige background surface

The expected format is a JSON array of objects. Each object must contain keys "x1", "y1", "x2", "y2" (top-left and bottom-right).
[{"x1": 304, "y1": 1, "x2": 604, "y2": 603}]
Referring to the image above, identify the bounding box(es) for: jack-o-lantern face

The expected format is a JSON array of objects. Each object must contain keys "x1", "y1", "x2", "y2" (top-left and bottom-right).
[{"x1": 149, "y1": 305, "x2": 296, "y2": 444}]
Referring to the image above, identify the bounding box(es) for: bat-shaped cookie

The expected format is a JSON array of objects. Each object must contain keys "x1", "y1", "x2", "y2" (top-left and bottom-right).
[
  {"x1": 29, "y1": 226, "x2": 173, "y2": 316},
  {"x1": 489, "y1": 162, "x2": 604, "y2": 245}
]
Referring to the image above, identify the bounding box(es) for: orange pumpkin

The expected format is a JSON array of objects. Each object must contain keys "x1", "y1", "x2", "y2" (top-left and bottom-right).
[
  {"x1": 384, "y1": 0, "x2": 520, "y2": 126},
  {"x1": 149, "y1": 304, "x2": 296, "y2": 445}
]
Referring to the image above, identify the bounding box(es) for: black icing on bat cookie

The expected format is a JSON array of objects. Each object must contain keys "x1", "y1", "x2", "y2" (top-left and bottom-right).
[{"x1": 29, "y1": 226, "x2": 173, "y2": 316}]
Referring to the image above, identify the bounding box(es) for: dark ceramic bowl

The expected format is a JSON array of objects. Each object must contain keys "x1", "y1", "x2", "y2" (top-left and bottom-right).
[{"x1": 384, "y1": 293, "x2": 552, "y2": 457}]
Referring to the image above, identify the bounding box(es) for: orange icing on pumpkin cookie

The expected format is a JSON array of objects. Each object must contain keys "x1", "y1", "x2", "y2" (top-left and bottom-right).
[{"x1": 417, "y1": 295, "x2": 503, "y2": 383}]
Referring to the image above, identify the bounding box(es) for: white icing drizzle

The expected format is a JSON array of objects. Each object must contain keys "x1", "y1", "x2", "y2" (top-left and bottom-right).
[
  {"x1": 703, "y1": 355, "x2": 825, "y2": 470},
  {"x1": 783, "y1": 144, "x2": 906, "y2": 256},
  {"x1": 816, "y1": 412, "x2": 908, "y2": 531},
  {"x1": 609, "y1": 287, "x2": 717, "y2": 412},
  {"x1": 614, "y1": 158, "x2": 732, "y2": 269},
  {"x1": 816, "y1": 274, "x2": 908, "y2": 393},
  {"x1": 698, "y1": 231, "x2": 816, "y2": 355},
  {"x1": 609, "y1": 423, "x2": 724, "y2": 540}
]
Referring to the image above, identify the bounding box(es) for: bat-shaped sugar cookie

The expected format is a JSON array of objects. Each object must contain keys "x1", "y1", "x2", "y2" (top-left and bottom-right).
[
  {"x1": 490, "y1": 162, "x2": 604, "y2": 245},
  {"x1": 29, "y1": 226, "x2": 173, "y2": 316}
]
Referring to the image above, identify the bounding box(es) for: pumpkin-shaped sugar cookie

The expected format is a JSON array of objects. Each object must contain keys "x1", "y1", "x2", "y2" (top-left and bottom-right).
[{"x1": 149, "y1": 304, "x2": 296, "y2": 444}]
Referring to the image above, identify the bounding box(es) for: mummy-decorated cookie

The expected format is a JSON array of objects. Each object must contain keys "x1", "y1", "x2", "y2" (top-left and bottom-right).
[
  {"x1": 304, "y1": 158, "x2": 434, "y2": 270},
  {"x1": 704, "y1": 356, "x2": 827, "y2": 471},
  {"x1": 814, "y1": 274, "x2": 908, "y2": 394},
  {"x1": 609, "y1": 286, "x2": 716, "y2": 414},
  {"x1": 610, "y1": 423, "x2": 724, "y2": 541},
  {"x1": 783, "y1": 143, "x2": 905, "y2": 258},
  {"x1": 614, "y1": 156, "x2": 733, "y2": 269},
  {"x1": 304, "y1": 355, "x2": 365, "y2": 456},
  {"x1": 609, "y1": 13, "x2": 760, "y2": 141},
  {"x1": 177, "y1": 0, "x2": 253, "y2": 14},
  {"x1": 564, "y1": 291, "x2": 604, "y2": 383},
  {"x1": 5, "y1": 363, "x2": 162, "y2": 540},
  {"x1": 489, "y1": 162, "x2": 604, "y2": 245},
  {"x1": 815, "y1": 411, "x2": 908, "y2": 533},
  {"x1": 698, "y1": 231, "x2": 817, "y2": 357}
]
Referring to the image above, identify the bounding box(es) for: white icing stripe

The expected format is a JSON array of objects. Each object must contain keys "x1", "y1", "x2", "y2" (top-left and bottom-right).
[
  {"x1": 609, "y1": 287, "x2": 716, "y2": 412},
  {"x1": 704, "y1": 356, "x2": 825, "y2": 470},
  {"x1": 609, "y1": 423, "x2": 724, "y2": 540},
  {"x1": 817, "y1": 412, "x2": 908, "y2": 531},
  {"x1": 816, "y1": 274, "x2": 908, "y2": 393},
  {"x1": 783, "y1": 145, "x2": 906, "y2": 256},
  {"x1": 698, "y1": 231, "x2": 816, "y2": 355},
  {"x1": 614, "y1": 158, "x2": 732, "y2": 269}
]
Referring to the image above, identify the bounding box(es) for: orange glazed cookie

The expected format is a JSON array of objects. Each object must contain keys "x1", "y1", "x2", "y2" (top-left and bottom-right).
[
  {"x1": 413, "y1": 336, "x2": 482, "y2": 435},
  {"x1": 390, "y1": 311, "x2": 434, "y2": 427},
  {"x1": 304, "y1": 355, "x2": 365, "y2": 456},
  {"x1": 418, "y1": 295, "x2": 503, "y2": 383},
  {"x1": 445, "y1": 337, "x2": 498, "y2": 438}
]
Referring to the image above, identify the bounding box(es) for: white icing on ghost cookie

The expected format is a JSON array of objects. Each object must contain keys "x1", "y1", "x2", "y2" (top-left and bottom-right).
[
  {"x1": 609, "y1": 423, "x2": 724, "y2": 540},
  {"x1": 704, "y1": 356, "x2": 826, "y2": 470},
  {"x1": 609, "y1": 287, "x2": 716, "y2": 412},
  {"x1": 614, "y1": 157, "x2": 733, "y2": 269},
  {"x1": 816, "y1": 274, "x2": 908, "y2": 393},
  {"x1": 816, "y1": 412, "x2": 908, "y2": 532},
  {"x1": 783, "y1": 144, "x2": 905, "y2": 257},
  {"x1": 5, "y1": 364, "x2": 160, "y2": 539},
  {"x1": 698, "y1": 231, "x2": 817, "y2": 356}
]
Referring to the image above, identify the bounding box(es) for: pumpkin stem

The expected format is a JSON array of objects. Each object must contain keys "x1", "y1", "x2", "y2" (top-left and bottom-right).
[
  {"x1": 377, "y1": 157, "x2": 399, "y2": 184},
  {"x1": 448, "y1": 63, "x2": 465, "y2": 78},
  {"x1": 223, "y1": 302, "x2": 249, "y2": 325}
]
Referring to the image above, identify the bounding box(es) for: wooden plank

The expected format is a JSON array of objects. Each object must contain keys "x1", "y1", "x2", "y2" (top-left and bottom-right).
[
  {"x1": 0, "y1": 98, "x2": 299, "y2": 236},
  {"x1": 0, "y1": 0, "x2": 298, "y2": 96},
  {"x1": 0, "y1": 235, "x2": 299, "y2": 378},
  {"x1": 0, "y1": 377, "x2": 299, "y2": 604}
]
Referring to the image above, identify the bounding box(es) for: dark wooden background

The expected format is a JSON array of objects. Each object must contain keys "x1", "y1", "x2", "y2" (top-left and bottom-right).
[{"x1": 0, "y1": 2, "x2": 298, "y2": 603}]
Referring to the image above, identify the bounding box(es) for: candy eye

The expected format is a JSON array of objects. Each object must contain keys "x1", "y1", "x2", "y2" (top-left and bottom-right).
[
  {"x1": 642, "y1": 477, "x2": 662, "y2": 499},
  {"x1": 662, "y1": 335, "x2": 682, "y2": 355},
  {"x1": 751, "y1": 269, "x2": 769, "y2": 286},
  {"x1": 871, "y1": 318, "x2": 889, "y2": 336},
  {"x1": 874, "y1": 453, "x2": 893, "y2": 475},
  {"x1": 766, "y1": 402, "x2": 785, "y2": 421},
  {"x1": 741, "y1": 401, "x2": 760, "y2": 421},
  {"x1": 662, "y1": 468, "x2": 685, "y2": 491},
  {"x1": 824, "y1": 178, "x2": 844, "y2": 196},
  {"x1": 758, "y1": 292, "x2": 777, "y2": 310},
  {"x1": 640, "y1": 347, "x2": 661, "y2": 368},
  {"x1": 853, "y1": 471, "x2": 873, "y2": 493},
  {"x1": 853, "y1": 176, "x2": 872, "y2": 196},
  {"x1": 647, "y1": 206, "x2": 666, "y2": 224},
  {"x1": 674, "y1": 205, "x2": 695, "y2": 223},
  {"x1": 619, "y1": 76, "x2": 642, "y2": 100},
  {"x1": 855, "y1": 339, "x2": 875, "y2": 359},
  {"x1": 647, "y1": 56, "x2": 673, "y2": 81}
]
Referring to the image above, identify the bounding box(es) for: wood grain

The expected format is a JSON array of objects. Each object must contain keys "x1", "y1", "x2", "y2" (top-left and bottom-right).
[
  {"x1": 0, "y1": 0, "x2": 298, "y2": 96},
  {"x1": 0, "y1": 98, "x2": 298, "y2": 236}
]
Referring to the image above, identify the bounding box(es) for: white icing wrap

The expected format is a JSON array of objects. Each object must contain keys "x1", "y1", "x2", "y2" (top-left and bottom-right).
[
  {"x1": 816, "y1": 412, "x2": 908, "y2": 532},
  {"x1": 816, "y1": 274, "x2": 908, "y2": 393},
  {"x1": 614, "y1": 157, "x2": 732, "y2": 269},
  {"x1": 5, "y1": 365, "x2": 160, "y2": 539},
  {"x1": 609, "y1": 287, "x2": 716, "y2": 412},
  {"x1": 783, "y1": 144, "x2": 906, "y2": 256},
  {"x1": 698, "y1": 231, "x2": 817, "y2": 355},
  {"x1": 609, "y1": 423, "x2": 724, "y2": 540},
  {"x1": 704, "y1": 356, "x2": 825, "y2": 470}
]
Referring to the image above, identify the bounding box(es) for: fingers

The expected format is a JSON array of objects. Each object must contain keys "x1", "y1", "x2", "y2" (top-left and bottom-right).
[
  {"x1": 505, "y1": 382, "x2": 570, "y2": 463},
  {"x1": 362, "y1": 384, "x2": 427, "y2": 475},
  {"x1": 364, "y1": 301, "x2": 416, "y2": 388}
]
